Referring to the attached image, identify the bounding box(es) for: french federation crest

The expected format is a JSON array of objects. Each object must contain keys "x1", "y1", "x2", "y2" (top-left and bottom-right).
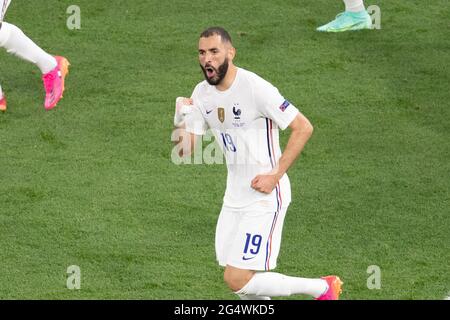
[{"x1": 218, "y1": 107, "x2": 225, "y2": 123}]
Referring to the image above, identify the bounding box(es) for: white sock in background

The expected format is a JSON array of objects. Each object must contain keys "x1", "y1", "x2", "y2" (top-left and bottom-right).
[
  {"x1": 0, "y1": 22, "x2": 57, "y2": 74},
  {"x1": 237, "y1": 294, "x2": 271, "y2": 300},
  {"x1": 236, "y1": 272, "x2": 328, "y2": 299},
  {"x1": 0, "y1": 83, "x2": 3, "y2": 99},
  {"x1": 343, "y1": 0, "x2": 365, "y2": 12}
]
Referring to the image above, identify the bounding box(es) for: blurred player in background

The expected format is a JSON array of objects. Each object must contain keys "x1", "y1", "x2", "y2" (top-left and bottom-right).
[
  {"x1": 0, "y1": 0, "x2": 69, "y2": 112},
  {"x1": 173, "y1": 27, "x2": 343, "y2": 300},
  {"x1": 317, "y1": 0, "x2": 372, "y2": 32}
]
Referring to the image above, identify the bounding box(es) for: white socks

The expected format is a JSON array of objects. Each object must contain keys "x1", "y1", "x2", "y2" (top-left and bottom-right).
[
  {"x1": 237, "y1": 294, "x2": 271, "y2": 300},
  {"x1": 0, "y1": 22, "x2": 57, "y2": 74},
  {"x1": 0, "y1": 84, "x2": 3, "y2": 99},
  {"x1": 236, "y1": 272, "x2": 328, "y2": 299},
  {"x1": 343, "y1": 0, "x2": 365, "y2": 12}
]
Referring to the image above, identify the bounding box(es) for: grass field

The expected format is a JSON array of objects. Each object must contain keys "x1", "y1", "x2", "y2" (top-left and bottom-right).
[{"x1": 0, "y1": 0, "x2": 448, "y2": 299}]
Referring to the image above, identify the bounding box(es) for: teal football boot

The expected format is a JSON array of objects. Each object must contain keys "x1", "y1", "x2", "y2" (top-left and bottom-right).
[{"x1": 317, "y1": 10, "x2": 372, "y2": 32}]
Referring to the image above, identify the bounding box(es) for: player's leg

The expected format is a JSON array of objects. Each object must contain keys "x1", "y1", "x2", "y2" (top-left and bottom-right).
[
  {"x1": 1, "y1": 0, "x2": 12, "y2": 22},
  {"x1": 317, "y1": 0, "x2": 372, "y2": 32},
  {"x1": 0, "y1": 0, "x2": 11, "y2": 111},
  {"x1": 216, "y1": 206, "x2": 271, "y2": 300},
  {"x1": 216, "y1": 207, "x2": 270, "y2": 300},
  {"x1": 344, "y1": 0, "x2": 365, "y2": 12},
  {"x1": 232, "y1": 267, "x2": 342, "y2": 300},
  {"x1": 0, "y1": 2, "x2": 69, "y2": 110},
  {"x1": 0, "y1": 23, "x2": 57, "y2": 75},
  {"x1": 223, "y1": 207, "x2": 342, "y2": 300}
]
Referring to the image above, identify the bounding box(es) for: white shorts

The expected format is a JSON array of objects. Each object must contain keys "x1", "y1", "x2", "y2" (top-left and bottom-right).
[
  {"x1": 215, "y1": 204, "x2": 288, "y2": 271},
  {"x1": 0, "y1": 0, "x2": 11, "y2": 22}
]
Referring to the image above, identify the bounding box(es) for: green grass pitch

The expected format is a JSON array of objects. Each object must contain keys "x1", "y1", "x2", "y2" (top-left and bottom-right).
[{"x1": 0, "y1": 0, "x2": 448, "y2": 299}]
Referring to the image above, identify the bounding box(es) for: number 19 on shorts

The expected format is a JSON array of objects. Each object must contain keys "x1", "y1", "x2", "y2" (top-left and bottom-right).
[{"x1": 242, "y1": 233, "x2": 262, "y2": 260}]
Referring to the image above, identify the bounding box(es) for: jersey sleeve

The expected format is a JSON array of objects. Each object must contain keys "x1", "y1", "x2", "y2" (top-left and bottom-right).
[
  {"x1": 184, "y1": 84, "x2": 208, "y2": 135},
  {"x1": 254, "y1": 78, "x2": 300, "y2": 130}
]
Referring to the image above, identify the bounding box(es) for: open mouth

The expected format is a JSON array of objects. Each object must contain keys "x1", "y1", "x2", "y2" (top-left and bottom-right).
[{"x1": 205, "y1": 66, "x2": 216, "y2": 78}]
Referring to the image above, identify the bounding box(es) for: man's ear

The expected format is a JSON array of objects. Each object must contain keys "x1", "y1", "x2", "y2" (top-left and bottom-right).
[{"x1": 228, "y1": 46, "x2": 236, "y2": 61}]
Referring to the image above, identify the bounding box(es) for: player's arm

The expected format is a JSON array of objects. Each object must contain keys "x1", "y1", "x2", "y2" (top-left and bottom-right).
[
  {"x1": 171, "y1": 97, "x2": 201, "y2": 157},
  {"x1": 172, "y1": 124, "x2": 198, "y2": 158},
  {"x1": 251, "y1": 112, "x2": 313, "y2": 194}
]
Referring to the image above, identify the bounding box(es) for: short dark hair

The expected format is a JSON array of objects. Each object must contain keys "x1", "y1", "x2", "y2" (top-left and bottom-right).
[{"x1": 200, "y1": 27, "x2": 232, "y2": 44}]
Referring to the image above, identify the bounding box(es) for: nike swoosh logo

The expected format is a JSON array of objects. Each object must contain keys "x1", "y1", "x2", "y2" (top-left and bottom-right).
[
  {"x1": 242, "y1": 256, "x2": 256, "y2": 261},
  {"x1": 206, "y1": 109, "x2": 213, "y2": 114}
]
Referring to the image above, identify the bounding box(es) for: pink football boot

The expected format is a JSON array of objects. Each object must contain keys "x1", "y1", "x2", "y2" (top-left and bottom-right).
[
  {"x1": 316, "y1": 276, "x2": 343, "y2": 300},
  {"x1": 42, "y1": 56, "x2": 70, "y2": 110},
  {"x1": 0, "y1": 95, "x2": 6, "y2": 112}
]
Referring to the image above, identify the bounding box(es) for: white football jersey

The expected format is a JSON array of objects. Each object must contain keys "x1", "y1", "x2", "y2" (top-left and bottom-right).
[{"x1": 185, "y1": 67, "x2": 299, "y2": 211}]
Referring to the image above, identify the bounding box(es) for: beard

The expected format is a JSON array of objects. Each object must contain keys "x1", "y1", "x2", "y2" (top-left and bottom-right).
[{"x1": 200, "y1": 58, "x2": 229, "y2": 86}]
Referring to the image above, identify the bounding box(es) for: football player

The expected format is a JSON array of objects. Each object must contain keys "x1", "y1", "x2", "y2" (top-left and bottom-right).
[
  {"x1": 173, "y1": 27, "x2": 343, "y2": 300},
  {"x1": 0, "y1": 0, "x2": 69, "y2": 112}
]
